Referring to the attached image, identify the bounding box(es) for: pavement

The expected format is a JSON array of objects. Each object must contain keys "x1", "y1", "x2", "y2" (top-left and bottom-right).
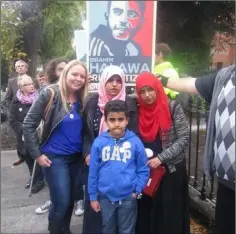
[
  {"x1": 1, "y1": 150, "x2": 83, "y2": 234},
  {"x1": 1, "y1": 150, "x2": 210, "y2": 234}
]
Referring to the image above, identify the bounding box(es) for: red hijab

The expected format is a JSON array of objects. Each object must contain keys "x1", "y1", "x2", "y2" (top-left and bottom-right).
[{"x1": 136, "y1": 72, "x2": 172, "y2": 142}]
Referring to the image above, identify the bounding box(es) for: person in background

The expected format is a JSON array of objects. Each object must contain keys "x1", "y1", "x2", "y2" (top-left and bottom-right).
[
  {"x1": 154, "y1": 43, "x2": 179, "y2": 99},
  {"x1": 23, "y1": 60, "x2": 89, "y2": 234},
  {"x1": 8, "y1": 75, "x2": 45, "y2": 194},
  {"x1": 159, "y1": 65, "x2": 235, "y2": 234},
  {"x1": 88, "y1": 100, "x2": 149, "y2": 234},
  {"x1": 5, "y1": 60, "x2": 29, "y2": 166},
  {"x1": 35, "y1": 71, "x2": 48, "y2": 90},
  {"x1": 82, "y1": 65, "x2": 138, "y2": 234},
  {"x1": 135, "y1": 72, "x2": 190, "y2": 234},
  {"x1": 5, "y1": 60, "x2": 29, "y2": 107}
]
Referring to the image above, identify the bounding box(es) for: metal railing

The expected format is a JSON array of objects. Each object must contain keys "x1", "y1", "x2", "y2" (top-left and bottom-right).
[{"x1": 186, "y1": 95, "x2": 217, "y2": 203}]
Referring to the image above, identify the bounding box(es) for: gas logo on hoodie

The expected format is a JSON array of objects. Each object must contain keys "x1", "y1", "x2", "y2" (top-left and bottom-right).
[{"x1": 102, "y1": 142, "x2": 132, "y2": 163}]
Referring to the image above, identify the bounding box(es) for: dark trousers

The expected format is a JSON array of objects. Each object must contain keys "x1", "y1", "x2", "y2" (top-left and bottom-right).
[
  {"x1": 99, "y1": 194, "x2": 137, "y2": 234},
  {"x1": 82, "y1": 166, "x2": 102, "y2": 234},
  {"x1": 74, "y1": 163, "x2": 85, "y2": 201},
  {"x1": 214, "y1": 182, "x2": 235, "y2": 234},
  {"x1": 43, "y1": 154, "x2": 81, "y2": 233},
  {"x1": 136, "y1": 165, "x2": 190, "y2": 234},
  {"x1": 18, "y1": 150, "x2": 43, "y2": 182}
]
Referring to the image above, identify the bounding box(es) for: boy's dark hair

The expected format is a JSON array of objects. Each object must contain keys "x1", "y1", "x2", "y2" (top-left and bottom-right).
[
  {"x1": 44, "y1": 58, "x2": 68, "y2": 84},
  {"x1": 155, "y1": 43, "x2": 172, "y2": 60},
  {"x1": 104, "y1": 100, "x2": 129, "y2": 120}
]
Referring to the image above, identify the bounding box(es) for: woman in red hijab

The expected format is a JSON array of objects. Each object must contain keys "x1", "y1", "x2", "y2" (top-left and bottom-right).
[{"x1": 135, "y1": 72, "x2": 190, "y2": 234}]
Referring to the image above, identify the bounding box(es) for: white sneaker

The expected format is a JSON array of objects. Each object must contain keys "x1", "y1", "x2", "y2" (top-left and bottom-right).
[
  {"x1": 74, "y1": 200, "x2": 84, "y2": 216},
  {"x1": 35, "y1": 200, "x2": 52, "y2": 214}
]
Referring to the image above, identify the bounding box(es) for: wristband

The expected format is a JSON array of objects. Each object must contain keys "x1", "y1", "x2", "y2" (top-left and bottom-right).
[{"x1": 156, "y1": 74, "x2": 169, "y2": 87}]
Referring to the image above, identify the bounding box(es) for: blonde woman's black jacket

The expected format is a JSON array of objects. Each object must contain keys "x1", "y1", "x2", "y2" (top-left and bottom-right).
[
  {"x1": 22, "y1": 84, "x2": 82, "y2": 159},
  {"x1": 82, "y1": 93, "x2": 139, "y2": 159}
]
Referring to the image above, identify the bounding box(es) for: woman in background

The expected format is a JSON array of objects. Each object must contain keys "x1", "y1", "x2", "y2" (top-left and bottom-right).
[{"x1": 9, "y1": 74, "x2": 44, "y2": 193}]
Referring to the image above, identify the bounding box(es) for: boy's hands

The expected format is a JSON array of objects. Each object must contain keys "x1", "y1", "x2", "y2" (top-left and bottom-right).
[
  {"x1": 85, "y1": 155, "x2": 90, "y2": 166},
  {"x1": 90, "y1": 200, "x2": 101, "y2": 212}
]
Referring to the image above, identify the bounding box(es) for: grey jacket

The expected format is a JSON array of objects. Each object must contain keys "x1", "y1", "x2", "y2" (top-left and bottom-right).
[
  {"x1": 203, "y1": 65, "x2": 235, "y2": 189},
  {"x1": 5, "y1": 77, "x2": 18, "y2": 107},
  {"x1": 159, "y1": 100, "x2": 189, "y2": 173}
]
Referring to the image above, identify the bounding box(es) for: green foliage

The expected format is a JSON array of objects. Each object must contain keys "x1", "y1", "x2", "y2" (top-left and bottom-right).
[
  {"x1": 39, "y1": 0, "x2": 85, "y2": 63},
  {"x1": 157, "y1": 1, "x2": 235, "y2": 76},
  {"x1": 1, "y1": 2, "x2": 23, "y2": 64},
  {"x1": 1, "y1": 52, "x2": 10, "y2": 85},
  {"x1": 1, "y1": 0, "x2": 85, "y2": 74},
  {"x1": 1, "y1": 1, "x2": 234, "y2": 78}
]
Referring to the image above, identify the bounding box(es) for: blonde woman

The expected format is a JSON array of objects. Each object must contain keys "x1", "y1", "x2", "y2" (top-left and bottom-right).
[
  {"x1": 23, "y1": 60, "x2": 89, "y2": 234},
  {"x1": 8, "y1": 75, "x2": 44, "y2": 192}
]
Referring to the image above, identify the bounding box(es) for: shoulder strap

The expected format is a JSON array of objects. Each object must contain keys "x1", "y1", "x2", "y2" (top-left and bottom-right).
[{"x1": 44, "y1": 88, "x2": 55, "y2": 119}]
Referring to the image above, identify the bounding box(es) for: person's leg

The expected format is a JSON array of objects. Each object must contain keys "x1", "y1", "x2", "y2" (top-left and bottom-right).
[
  {"x1": 43, "y1": 155, "x2": 71, "y2": 234},
  {"x1": 23, "y1": 153, "x2": 34, "y2": 175},
  {"x1": 99, "y1": 195, "x2": 117, "y2": 234},
  {"x1": 82, "y1": 166, "x2": 102, "y2": 234},
  {"x1": 74, "y1": 162, "x2": 85, "y2": 216},
  {"x1": 117, "y1": 196, "x2": 137, "y2": 234},
  {"x1": 148, "y1": 165, "x2": 190, "y2": 234},
  {"x1": 23, "y1": 152, "x2": 34, "y2": 188},
  {"x1": 83, "y1": 199, "x2": 103, "y2": 234},
  {"x1": 136, "y1": 195, "x2": 152, "y2": 234},
  {"x1": 13, "y1": 150, "x2": 25, "y2": 166},
  {"x1": 214, "y1": 182, "x2": 235, "y2": 234},
  {"x1": 31, "y1": 163, "x2": 45, "y2": 194},
  {"x1": 62, "y1": 156, "x2": 82, "y2": 232}
]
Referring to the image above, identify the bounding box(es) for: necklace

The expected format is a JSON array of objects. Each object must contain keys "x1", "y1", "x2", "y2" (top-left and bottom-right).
[{"x1": 66, "y1": 101, "x2": 73, "y2": 107}]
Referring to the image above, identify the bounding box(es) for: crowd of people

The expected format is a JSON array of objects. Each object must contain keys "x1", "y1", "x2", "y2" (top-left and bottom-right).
[{"x1": 2, "y1": 43, "x2": 235, "y2": 234}]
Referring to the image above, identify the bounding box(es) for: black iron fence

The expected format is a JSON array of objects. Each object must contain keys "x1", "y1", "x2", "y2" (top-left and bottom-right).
[{"x1": 185, "y1": 95, "x2": 217, "y2": 204}]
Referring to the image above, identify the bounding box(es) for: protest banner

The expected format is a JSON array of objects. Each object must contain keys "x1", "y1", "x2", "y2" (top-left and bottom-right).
[{"x1": 87, "y1": 1, "x2": 157, "y2": 93}]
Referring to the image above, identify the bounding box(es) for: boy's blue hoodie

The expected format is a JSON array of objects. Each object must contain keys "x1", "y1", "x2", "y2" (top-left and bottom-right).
[{"x1": 88, "y1": 130, "x2": 150, "y2": 202}]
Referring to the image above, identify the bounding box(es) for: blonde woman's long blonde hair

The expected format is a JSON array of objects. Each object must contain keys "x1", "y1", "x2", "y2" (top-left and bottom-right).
[{"x1": 58, "y1": 60, "x2": 89, "y2": 112}]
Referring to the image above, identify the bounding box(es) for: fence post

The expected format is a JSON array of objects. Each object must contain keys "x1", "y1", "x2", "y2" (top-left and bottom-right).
[
  {"x1": 193, "y1": 97, "x2": 201, "y2": 188},
  {"x1": 188, "y1": 96, "x2": 193, "y2": 181}
]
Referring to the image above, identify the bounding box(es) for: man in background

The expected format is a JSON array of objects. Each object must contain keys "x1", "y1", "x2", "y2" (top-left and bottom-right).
[
  {"x1": 154, "y1": 43, "x2": 179, "y2": 99},
  {"x1": 4, "y1": 59, "x2": 29, "y2": 166},
  {"x1": 5, "y1": 60, "x2": 29, "y2": 107}
]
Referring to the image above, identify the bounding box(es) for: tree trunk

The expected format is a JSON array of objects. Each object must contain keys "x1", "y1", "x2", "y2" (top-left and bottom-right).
[{"x1": 20, "y1": 1, "x2": 47, "y2": 77}]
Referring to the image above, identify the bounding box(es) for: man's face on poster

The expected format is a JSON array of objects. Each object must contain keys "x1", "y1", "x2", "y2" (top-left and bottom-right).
[{"x1": 107, "y1": 1, "x2": 143, "y2": 41}]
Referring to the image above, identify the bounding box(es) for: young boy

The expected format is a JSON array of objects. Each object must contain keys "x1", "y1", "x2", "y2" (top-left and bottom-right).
[{"x1": 88, "y1": 100, "x2": 150, "y2": 234}]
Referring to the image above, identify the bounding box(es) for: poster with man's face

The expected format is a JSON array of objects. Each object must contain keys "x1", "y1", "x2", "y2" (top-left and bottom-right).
[{"x1": 88, "y1": 1, "x2": 157, "y2": 93}]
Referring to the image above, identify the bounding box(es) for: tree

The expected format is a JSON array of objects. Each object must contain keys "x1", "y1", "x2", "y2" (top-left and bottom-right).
[
  {"x1": 19, "y1": 1, "x2": 47, "y2": 76},
  {"x1": 156, "y1": 1, "x2": 235, "y2": 76},
  {"x1": 1, "y1": 1, "x2": 23, "y2": 71},
  {"x1": 39, "y1": 1, "x2": 85, "y2": 64},
  {"x1": 1, "y1": 0, "x2": 85, "y2": 78}
]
